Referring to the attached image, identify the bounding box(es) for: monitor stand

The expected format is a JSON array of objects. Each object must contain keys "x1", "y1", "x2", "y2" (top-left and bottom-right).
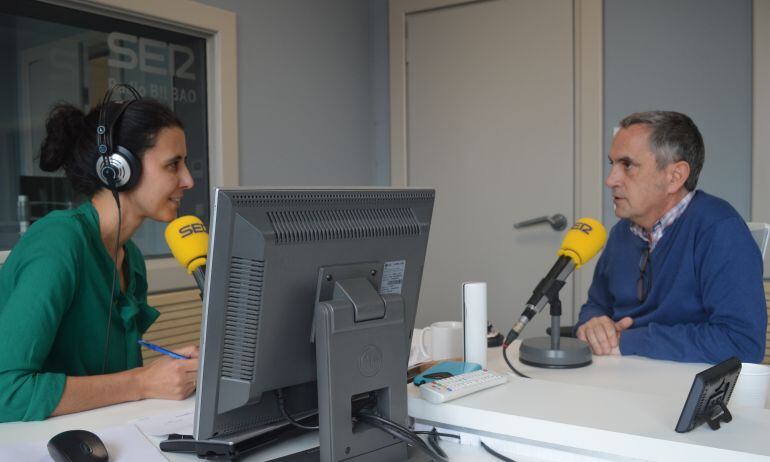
[
  {"x1": 313, "y1": 263, "x2": 409, "y2": 461},
  {"x1": 159, "y1": 414, "x2": 317, "y2": 460}
]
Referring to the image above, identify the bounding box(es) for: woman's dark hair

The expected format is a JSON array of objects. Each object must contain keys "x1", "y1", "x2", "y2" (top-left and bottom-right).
[{"x1": 39, "y1": 98, "x2": 184, "y2": 196}]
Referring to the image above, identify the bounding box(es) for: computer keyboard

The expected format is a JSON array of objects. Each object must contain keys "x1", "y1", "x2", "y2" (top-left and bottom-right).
[{"x1": 419, "y1": 369, "x2": 508, "y2": 404}]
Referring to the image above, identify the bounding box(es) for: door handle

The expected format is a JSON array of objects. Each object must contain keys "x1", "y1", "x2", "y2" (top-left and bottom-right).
[{"x1": 513, "y1": 214, "x2": 567, "y2": 231}]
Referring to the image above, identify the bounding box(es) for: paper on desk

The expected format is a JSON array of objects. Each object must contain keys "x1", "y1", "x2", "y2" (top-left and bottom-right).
[
  {"x1": 132, "y1": 408, "x2": 194, "y2": 436},
  {"x1": 0, "y1": 423, "x2": 168, "y2": 461}
]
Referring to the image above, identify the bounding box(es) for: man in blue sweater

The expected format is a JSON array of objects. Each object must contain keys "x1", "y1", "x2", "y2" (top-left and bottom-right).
[{"x1": 575, "y1": 111, "x2": 766, "y2": 363}]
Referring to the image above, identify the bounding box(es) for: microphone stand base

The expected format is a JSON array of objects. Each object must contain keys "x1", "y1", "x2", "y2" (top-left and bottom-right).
[{"x1": 519, "y1": 336, "x2": 592, "y2": 369}]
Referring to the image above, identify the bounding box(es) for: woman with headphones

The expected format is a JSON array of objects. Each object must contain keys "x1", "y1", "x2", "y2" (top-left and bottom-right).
[{"x1": 0, "y1": 85, "x2": 198, "y2": 422}]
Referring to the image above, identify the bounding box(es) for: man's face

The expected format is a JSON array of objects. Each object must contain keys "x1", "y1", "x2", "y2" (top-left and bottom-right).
[{"x1": 606, "y1": 124, "x2": 674, "y2": 230}]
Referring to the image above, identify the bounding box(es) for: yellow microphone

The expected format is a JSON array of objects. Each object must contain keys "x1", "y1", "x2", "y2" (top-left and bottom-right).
[
  {"x1": 505, "y1": 217, "x2": 607, "y2": 346},
  {"x1": 557, "y1": 217, "x2": 607, "y2": 268},
  {"x1": 165, "y1": 215, "x2": 209, "y2": 293}
]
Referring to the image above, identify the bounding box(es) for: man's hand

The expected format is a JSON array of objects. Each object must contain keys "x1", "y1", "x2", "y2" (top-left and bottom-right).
[{"x1": 576, "y1": 316, "x2": 633, "y2": 355}]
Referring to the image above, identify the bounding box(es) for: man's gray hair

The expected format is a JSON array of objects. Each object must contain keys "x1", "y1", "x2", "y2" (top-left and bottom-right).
[{"x1": 619, "y1": 111, "x2": 704, "y2": 191}]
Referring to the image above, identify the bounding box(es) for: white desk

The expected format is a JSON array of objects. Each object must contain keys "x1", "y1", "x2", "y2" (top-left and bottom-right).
[
  {"x1": 2, "y1": 347, "x2": 768, "y2": 461},
  {"x1": 408, "y1": 343, "x2": 770, "y2": 461},
  {"x1": 0, "y1": 394, "x2": 504, "y2": 461}
]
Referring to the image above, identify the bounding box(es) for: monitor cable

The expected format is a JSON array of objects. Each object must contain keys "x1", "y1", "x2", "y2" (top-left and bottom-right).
[
  {"x1": 276, "y1": 391, "x2": 517, "y2": 461},
  {"x1": 414, "y1": 427, "x2": 455, "y2": 459},
  {"x1": 413, "y1": 429, "x2": 461, "y2": 440},
  {"x1": 502, "y1": 343, "x2": 530, "y2": 379},
  {"x1": 427, "y1": 429, "x2": 447, "y2": 459},
  {"x1": 415, "y1": 427, "x2": 519, "y2": 462},
  {"x1": 275, "y1": 390, "x2": 445, "y2": 460},
  {"x1": 276, "y1": 390, "x2": 476, "y2": 461},
  {"x1": 275, "y1": 389, "x2": 319, "y2": 430},
  {"x1": 101, "y1": 188, "x2": 121, "y2": 374},
  {"x1": 354, "y1": 410, "x2": 447, "y2": 462},
  {"x1": 480, "y1": 440, "x2": 517, "y2": 462}
]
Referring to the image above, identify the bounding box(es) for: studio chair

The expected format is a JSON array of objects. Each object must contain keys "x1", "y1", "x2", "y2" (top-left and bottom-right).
[{"x1": 746, "y1": 222, "x2": 770, "y2": 261}]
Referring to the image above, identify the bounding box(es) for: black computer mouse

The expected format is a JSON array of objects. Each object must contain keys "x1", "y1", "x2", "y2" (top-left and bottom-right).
[{"x1": 47, "y1": 429, "x2": 109, "y2": 462}]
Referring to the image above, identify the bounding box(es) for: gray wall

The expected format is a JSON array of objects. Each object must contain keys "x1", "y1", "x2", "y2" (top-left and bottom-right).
[
  {"x1": 193, "y1": 0, "x2": 390, "y2": 187},
  {"x1": 194, "y1": 0, "x2": 753, "y2": 219},
  {"x1": 603, "y1": 0, "x2": 753, "y2": 225}
]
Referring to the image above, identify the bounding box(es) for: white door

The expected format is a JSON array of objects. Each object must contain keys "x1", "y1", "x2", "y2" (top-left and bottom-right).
[{"x1": 406, "y1": 0, "x2": 576, "y2": 339}]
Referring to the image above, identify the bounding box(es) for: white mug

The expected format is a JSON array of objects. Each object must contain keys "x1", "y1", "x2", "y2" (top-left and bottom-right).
[
  {"x1": 418, "y1": 321, "x2": 463, "y2": 361},
  {"x1": 732, "y1": 362, "x2": 770, "y2": 409}
]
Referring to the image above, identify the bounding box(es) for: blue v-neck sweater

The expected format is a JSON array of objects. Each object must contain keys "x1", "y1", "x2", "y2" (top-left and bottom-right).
[{"x1": 576, "y1": 191, "x2": 766, "y2": 363}]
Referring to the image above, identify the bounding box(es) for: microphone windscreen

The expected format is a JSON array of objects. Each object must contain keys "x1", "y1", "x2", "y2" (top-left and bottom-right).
[
  {"x1": 557, "y1": 217, "x2": 607, "y2": 267},
  {"x1": 165, "y1": 215, "x2": 209, "y2": 273}
]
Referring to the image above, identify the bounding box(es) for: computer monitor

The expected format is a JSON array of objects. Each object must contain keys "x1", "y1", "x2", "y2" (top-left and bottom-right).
[{"x1": 194, "y1": 187, "x2": 434, "y2": 443}]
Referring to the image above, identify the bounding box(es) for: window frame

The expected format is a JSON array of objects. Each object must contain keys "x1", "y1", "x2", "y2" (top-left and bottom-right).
[{"x1": 0, "y1": 0, "x2": 239, "y2": 293}]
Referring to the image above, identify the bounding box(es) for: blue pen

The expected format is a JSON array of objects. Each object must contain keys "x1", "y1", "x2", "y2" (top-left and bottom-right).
[{"x1": 138, "y1": 340, "x2": 189, "y2": 359}]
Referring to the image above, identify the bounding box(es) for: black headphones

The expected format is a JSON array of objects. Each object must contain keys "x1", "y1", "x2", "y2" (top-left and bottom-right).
[{"x1": 95, "y1": 84, "x2": 143, "y2": 191}]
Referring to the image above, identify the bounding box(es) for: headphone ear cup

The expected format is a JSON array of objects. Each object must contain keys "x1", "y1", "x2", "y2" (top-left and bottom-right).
[
  {"x1": 95, "y1": 86, "x2": 142, "y2": 192},
  {"x1": 114, "y1": 145, "x2": 141, "y2": 191},
  {"x1": 95, "y1": 145, "x2": 141, "y2": 191}
]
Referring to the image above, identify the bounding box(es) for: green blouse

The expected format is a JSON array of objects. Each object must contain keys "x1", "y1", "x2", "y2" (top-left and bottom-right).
[{"x1": 0, "y1": 202, "x2": 159, "y2": 422}]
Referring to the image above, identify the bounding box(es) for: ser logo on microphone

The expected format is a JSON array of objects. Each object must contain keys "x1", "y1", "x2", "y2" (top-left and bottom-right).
[
  {"x1": 571, "y1": 221, "x2": 593, "y2": 235},
  {"x1": 178, "y1": 222, "x2": 207, "y2": 238}
]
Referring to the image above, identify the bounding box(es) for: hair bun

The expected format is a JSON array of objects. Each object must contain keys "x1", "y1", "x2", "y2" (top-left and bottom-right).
[{"x1": 39, "y1": 103, "x2": 87, "y2": 172}]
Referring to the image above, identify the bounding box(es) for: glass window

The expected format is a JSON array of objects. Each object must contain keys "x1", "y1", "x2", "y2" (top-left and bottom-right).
[{"x1": 0, "y1": 1, "x2": 209, "y2": 257}]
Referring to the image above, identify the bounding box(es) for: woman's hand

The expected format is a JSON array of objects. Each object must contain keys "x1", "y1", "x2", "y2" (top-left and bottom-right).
[{"x1": 136, "y1": 344, "x2": 199, "y2": 400}]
